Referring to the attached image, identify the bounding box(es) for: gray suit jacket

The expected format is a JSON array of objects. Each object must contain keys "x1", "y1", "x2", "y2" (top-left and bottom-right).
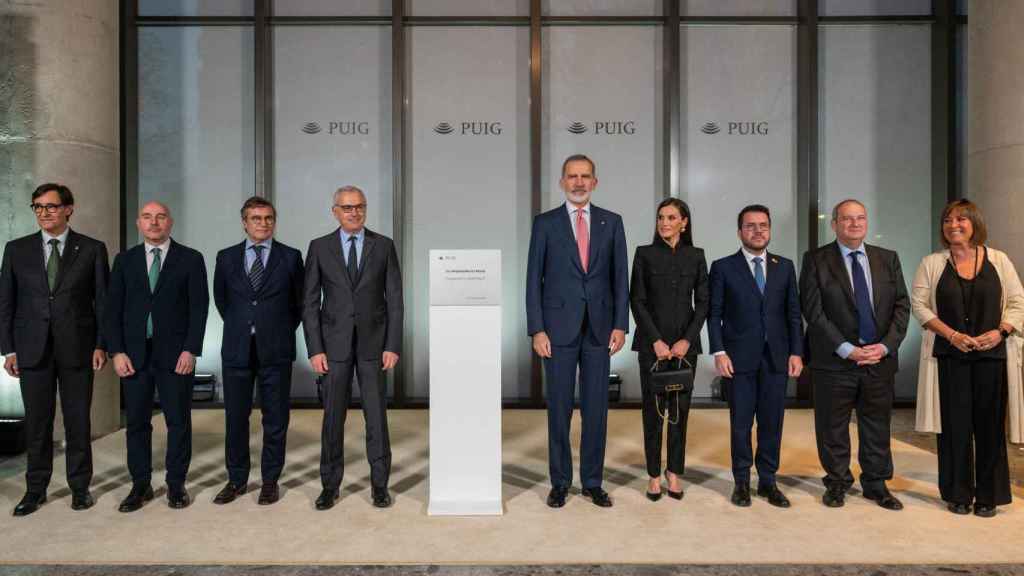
[{"x1": 302, "y1": 227, "x2": 403, "y2": 363}]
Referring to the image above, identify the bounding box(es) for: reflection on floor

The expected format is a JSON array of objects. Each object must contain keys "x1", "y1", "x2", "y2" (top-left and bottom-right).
[{"x1": 0, "y1": 409, "x2": 1022, "y2": 565}]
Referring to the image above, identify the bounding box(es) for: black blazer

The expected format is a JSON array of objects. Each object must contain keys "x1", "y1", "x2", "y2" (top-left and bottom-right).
[
  {"x1": 799, "y1": 241, "x2": 910, "y2": 376},
  {"x1": 0, "y1": 230, "x2": 109, "y2": 369},
  {"x1": 214, "y1": 239, "x2": 304, "y2": 368},
  {"x1": 303, "y1": 228, "x2": 403, "y2": 363},
  {"x1": 629, "y1": 240, "x2": 709, "y2": 356},
  {"x1": 708, "y1": 250, "x2": 803, "y2": 373},
  {"x1": 105, "y1": 240, "x2": 209, "y2": 371}
]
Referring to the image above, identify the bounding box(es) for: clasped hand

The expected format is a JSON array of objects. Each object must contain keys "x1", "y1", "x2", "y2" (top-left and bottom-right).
[{"x1": 950, "y1": 329, "x2": 1002, "y2": 354}]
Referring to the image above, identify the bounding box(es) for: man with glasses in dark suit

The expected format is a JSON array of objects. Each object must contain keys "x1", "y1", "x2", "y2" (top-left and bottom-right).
[
  {"x1": 304, "y1": 185, "x2": 403, "y2": 510},
  {"x1": 212, "y1": 196, "x2": 303, "y2": 506},
  {"x1": 1, "y1": 183, "x2": 109, "y2": 516}
]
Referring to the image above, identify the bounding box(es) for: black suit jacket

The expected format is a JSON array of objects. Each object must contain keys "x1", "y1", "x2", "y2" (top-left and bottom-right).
[
  {"x1": 303, "y1": 228, "x2": 403, "y2": 363},
  {"x1": 629, "y1": 241, "x2": 709, "y2": 356},
  {"x1": 0, "y1": 230, "x2": 109, "y2": 369},
  {"x1": 708, "y1": 250, "x2": 803, "y2": 373},
  {"x1": 105, "y1": 240, "x2": 209, "y2": 371},
  {"x1": 214, "y1": 239, "x2": 304, "y2": 368},
  {"x1": 799, "y1": 241, "x2": 909, "y2": 377}
]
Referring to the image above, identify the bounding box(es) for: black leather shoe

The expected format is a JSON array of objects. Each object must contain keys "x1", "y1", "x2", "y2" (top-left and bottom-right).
[
  {"x1": 372, "y1": 486, "x2": 392, "y2": 508},
  {"x1": 315, "y1": 488, "x2": 339, "y2": 511},
  {"x1": 646, "y1": 489, "x2": 663, "y2": 502},
  {"x1": 167, "y1": 486, "x2": 191, "y2": 509},
  {"x1": 947, "y1": 502, "x2": 971, "y2": 515},
  {"x1": 863, "y1": 487, "x2": 903, "y2": 511},
  {"x1": 822, "y1": 485, "x2": 846, "y2": 508},
  {"x1": 118, "y1": 484, "x2": 154, "y2": 513},
  {"x1": 71, "y1": 490, "x2": 95, "y2": 511},
  {"x1": 581, "y1": 486, "x2": 613, "y2": 508},
  {"x1": 731, "y1": 483, "x2": 752, "y2": 507},
  {"x1": 258, "y1": 483, "x2": 279, "y2": 506},
  {"x1": 12, "y1": 492, "x2": 46, "y2": 517},
  {"x1": 213, "y1": 482, "x2": 247, "y2": 505},
  {"x1": 546, "y1": 485, "x2": 568, "y2": 508},
  {"x1": 756, "y1": 484, "x2": 791, "y2": 508},
  {"x1": 974, "y1": 504, "x2": 997, "y2": 518}
]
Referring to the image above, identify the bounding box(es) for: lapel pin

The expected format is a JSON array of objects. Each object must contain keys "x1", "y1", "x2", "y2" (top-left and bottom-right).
[{"x1": 771, "y1": 257, "x2": 778, "y2": 264}]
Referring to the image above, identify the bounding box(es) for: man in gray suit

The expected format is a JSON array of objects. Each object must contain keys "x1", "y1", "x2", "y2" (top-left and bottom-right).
[{"x1": 303, "y1": 185, "x2": 403, "y2": 510}]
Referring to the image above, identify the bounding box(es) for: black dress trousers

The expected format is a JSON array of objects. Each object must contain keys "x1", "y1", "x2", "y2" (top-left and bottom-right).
[
  {"x1": 18, "y1": 331, "x2": 94, "y2": 494},
  {"x1": 222, "y1": 336, "x2": 293, "y2": 485}
]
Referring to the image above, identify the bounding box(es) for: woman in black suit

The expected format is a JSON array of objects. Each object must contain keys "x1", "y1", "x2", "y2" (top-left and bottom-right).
[{"x1": 630, "y1": 198, "x2": 709, "y2": 501}]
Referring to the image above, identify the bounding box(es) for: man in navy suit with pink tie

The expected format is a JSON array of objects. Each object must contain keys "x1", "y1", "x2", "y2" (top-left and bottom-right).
[{"x1": 526, "y1": 154, "x2": 630, "y2": 509}]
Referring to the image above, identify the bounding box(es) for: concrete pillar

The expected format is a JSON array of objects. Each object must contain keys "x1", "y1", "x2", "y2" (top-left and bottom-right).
[
  {"x1": 0, "y1": 0, "x2": 120, "y2": 438},
  {"x1": 968, "y1": 0, "x2": 1024, "y2": 264}
]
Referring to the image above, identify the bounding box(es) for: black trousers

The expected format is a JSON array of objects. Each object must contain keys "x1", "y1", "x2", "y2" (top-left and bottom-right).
[
  {"x1": 222, "y1": 336, "x2": 293, "y2": 485},
  {"x1": 638, "y1": 353, "x2": 692, "y2": 479},
  {"x1": 728, "y1": 348, "x2": 787, "y2": 488},
  {"x1": 123, "y1": 340, "x2": 194, "y2": 488},
  {"x1": 812, "y1": 366, "x2": 894, "y2": 491},
  {"x1": 545, "y1": 312, "x2": 609, "y2": 489},
  {"x1": 320, "y1": 329, "x2": 391, "y2": 490},
  {"x1": 18, "y1": 332, "x2": 93, "y2": 494},
  {"x1": 936, "y1": 356, "x2": 1011, "y2": 507}
]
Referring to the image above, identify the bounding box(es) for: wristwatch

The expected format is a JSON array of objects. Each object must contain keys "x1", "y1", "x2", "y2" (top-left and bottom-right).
[{"x1": 999, "y1": 327, "x2": 1012, "y2": 339}]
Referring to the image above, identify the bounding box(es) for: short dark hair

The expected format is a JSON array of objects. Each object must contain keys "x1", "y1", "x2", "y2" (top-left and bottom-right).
[
  {"x1": 32, "y1": 183, "x2": 74, "y2": 206},
  {"x1": 561, "y1": 154, "x2": 596, "y2": 178},
  {"x1": 940, "y1": 198, "x2": 988, "y2": 248},
  {"x1": 240, "y1": 196, "x2": 276, "y2": 219},
  {"x1": 737, "y1": 204, "x2": 771, "y2": 230}
]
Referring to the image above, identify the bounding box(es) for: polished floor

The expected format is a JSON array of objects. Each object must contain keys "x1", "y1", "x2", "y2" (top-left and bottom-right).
[{"x1": 0, "y1": 408, "x2": 1022, "y2": 565}]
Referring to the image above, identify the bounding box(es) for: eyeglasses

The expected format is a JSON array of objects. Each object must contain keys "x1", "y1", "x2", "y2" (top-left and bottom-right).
[
  {"x1": 741, "y1": 223, "x2": 770, "y2": 232},
  {"x1": 333, "y1": 204, "x2": 367, "y2": 214},
  {"x1": 30, "y1": 203, "x2": 64, "y2": 214},
  {"x1": 247, "y1": 215, "x2": 276, "y2": 224}
]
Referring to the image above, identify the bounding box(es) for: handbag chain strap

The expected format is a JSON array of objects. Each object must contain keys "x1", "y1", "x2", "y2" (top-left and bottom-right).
[{"x1": 652, "y1": 357, "x2": 691, "y2": 425}]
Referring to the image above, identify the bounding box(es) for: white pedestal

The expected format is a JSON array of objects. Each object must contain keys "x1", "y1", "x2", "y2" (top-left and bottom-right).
[{"x1": 428, "y1": 249, "x2": 503, "y2": 516}]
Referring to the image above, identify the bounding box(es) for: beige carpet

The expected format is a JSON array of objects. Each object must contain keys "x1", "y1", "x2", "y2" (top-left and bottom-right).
[{"x1": 0, "y1": 408, "x2": 1020, "y2": 565}]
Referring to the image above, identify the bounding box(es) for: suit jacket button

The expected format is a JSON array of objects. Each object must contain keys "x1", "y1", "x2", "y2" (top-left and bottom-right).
[
  {"x1": 48, "y1": 296, "x2": 55, "y2": 301},
  {"x1": 251, "y1": 300, "x2": 257, "y2": 305}
]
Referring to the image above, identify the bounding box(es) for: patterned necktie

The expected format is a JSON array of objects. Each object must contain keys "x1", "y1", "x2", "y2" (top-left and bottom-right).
[
  {"x1": 347, "y1": 236, "x2": 359, "y2": 284},
  {"x1": 752, "y1": 256, "x2": 765, "y2": 294},
  {"x1": 849, "y1": 251, "x2": 878, "y2": 343},
  {"x1": 147, "y1": 247, "x2": 162, "y2": 338},
  {"x1": 249, "y1": 244, "x2": 266, "y2": 292},
  {"x1": 575, "y1": 208, "x2": 589, "y2": 272},
  {"x1": 46, "y1": 238, "x2": 61, "y2": 292}
]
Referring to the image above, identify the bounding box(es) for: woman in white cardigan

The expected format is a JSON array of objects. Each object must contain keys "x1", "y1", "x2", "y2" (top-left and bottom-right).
[{"x1": 911, "y1": 199, "x2": 1024, "y2": 517}]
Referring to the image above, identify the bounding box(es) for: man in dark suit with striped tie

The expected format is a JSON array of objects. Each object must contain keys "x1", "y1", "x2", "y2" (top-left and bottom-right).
[{"x1": 213, "y1": 197, "x2": 304, "y2": 506}]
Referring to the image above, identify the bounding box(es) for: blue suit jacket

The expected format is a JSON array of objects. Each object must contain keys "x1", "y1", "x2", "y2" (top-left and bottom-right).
[
  {"x1": 213, "y1": 240, "x2": 304, "y2": 368},
  {"x1": 526, "y1": 203, "x2": 629, "y2": 345},
  {"x1": 105, "y1": 240, "x2": 209, "y2": 371},
  {"x1": 708, "y1": 250, "x2": 803, "y2": 373}
]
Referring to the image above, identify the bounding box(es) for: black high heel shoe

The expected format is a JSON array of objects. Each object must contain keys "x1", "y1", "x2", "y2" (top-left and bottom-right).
[
  {"x1": 646, "y1": 477, "x2": 663, "y2": 501},
  {"x1": 664, "y1": 471, "x2": 684, "y2": 500}
]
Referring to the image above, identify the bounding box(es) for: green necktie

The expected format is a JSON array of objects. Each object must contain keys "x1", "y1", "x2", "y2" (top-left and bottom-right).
[
  {"x1": 46, "y1": 238, "x2": 61, "y2": 292},
  {"x1": 146, "y1": 247, "x2": 162, "y2": 338}
]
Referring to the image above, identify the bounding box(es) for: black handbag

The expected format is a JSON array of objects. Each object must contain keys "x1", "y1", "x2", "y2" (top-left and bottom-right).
[
  {"x1": 649, "y1": 358, "x2": 694, "y2": 425},
  {"x1": 649, "y1": 357, "x2": 694, "y2": 395}
]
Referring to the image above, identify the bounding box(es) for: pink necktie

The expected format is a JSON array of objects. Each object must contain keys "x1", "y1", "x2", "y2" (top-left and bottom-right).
[{"x1": 576, "y1": 208, "x2": 589, "y2": 272}]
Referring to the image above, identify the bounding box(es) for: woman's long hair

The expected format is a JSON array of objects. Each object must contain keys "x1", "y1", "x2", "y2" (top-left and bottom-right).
[{"x1": 652, "y1": 197, "x2": 693, "y2": 247}]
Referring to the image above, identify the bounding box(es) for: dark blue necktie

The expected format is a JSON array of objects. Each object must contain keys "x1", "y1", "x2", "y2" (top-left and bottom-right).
[
  {"x1": 249, "y1": 244, "x2": 265, "y2": 292},
  {"x1": 347, "y1": 236, "x2": 359, "y2": 284},
  {"x1": 849, "y1": 251, "x2": 877, "y2": 343}
]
